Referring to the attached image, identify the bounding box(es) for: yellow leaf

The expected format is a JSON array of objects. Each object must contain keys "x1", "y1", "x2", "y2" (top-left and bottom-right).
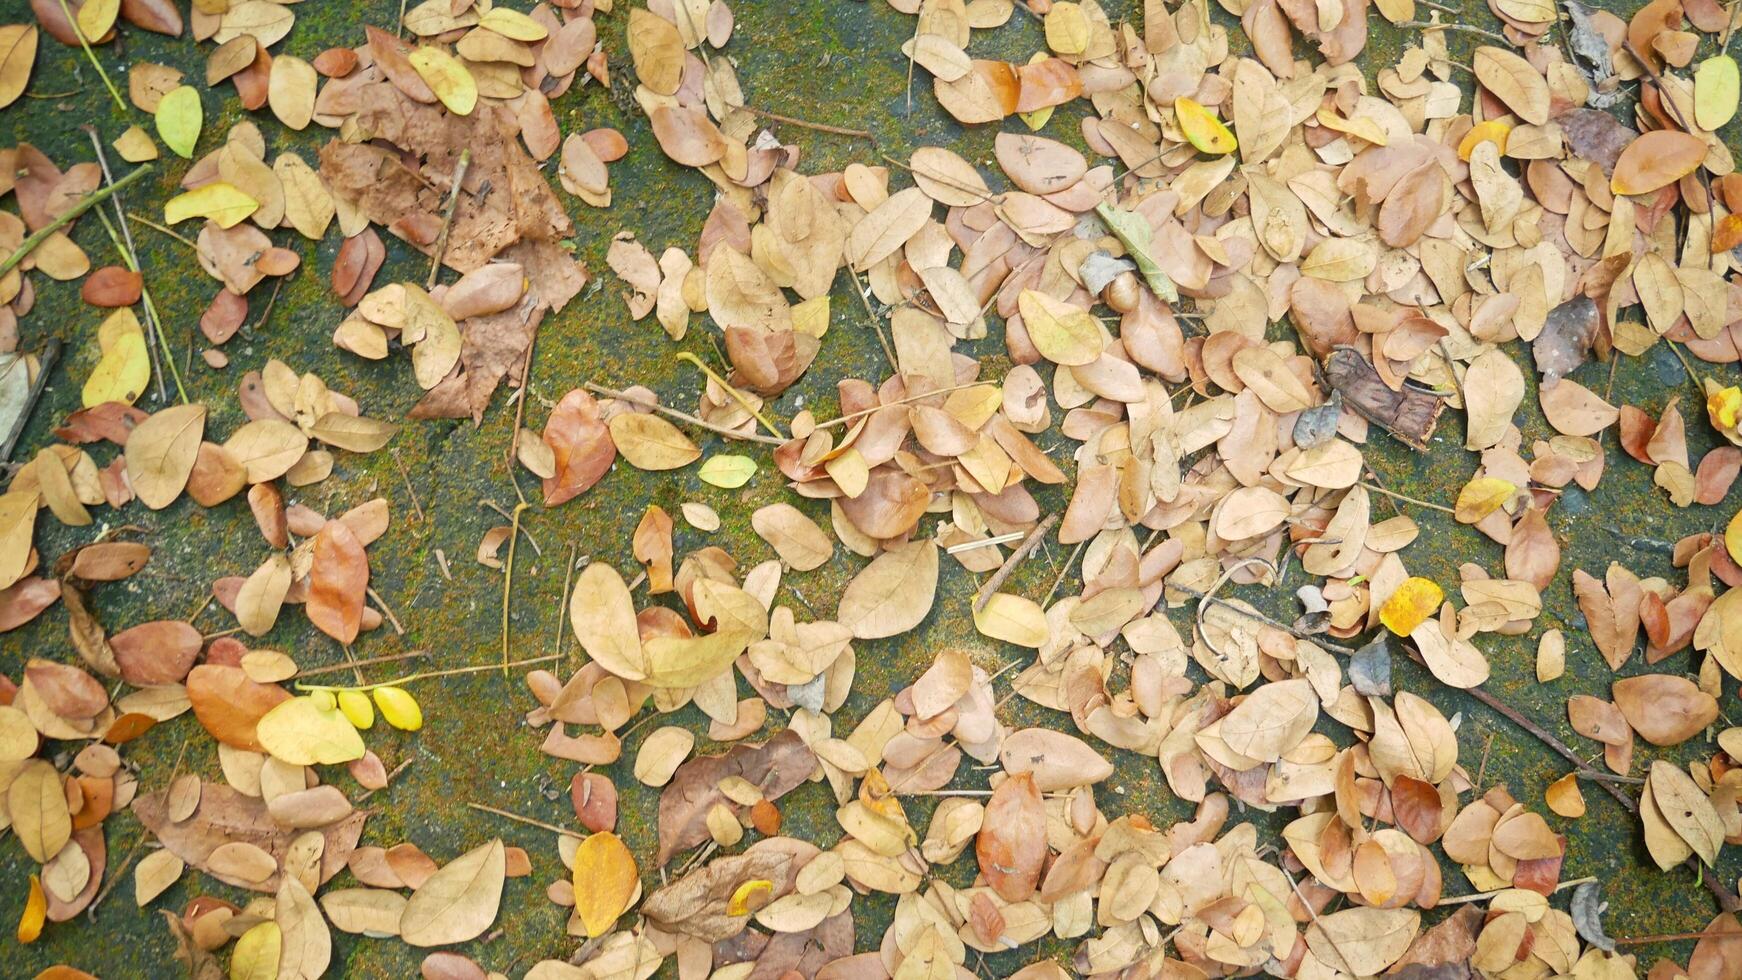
[
  {"x1": 1696, "y1": 54, "x2": 1740, "y2": 132},
  {"x1": 408, "y1": 47, "x2": 477, "y2": 116},
  {"x1": 114, "y1": 125, "x2": 158, "y2": 163},
  {"x1": 231, "y1": 921, "x2": 281, "y2": 980},
  {"x1": 164, "y1": 182, "x2": 259, "y2": 229},
  {"x1": 1043, "y1": 2, "x2": 1090, "y2": 55},
  {"x1": 372, "y1": 687, "x2": 423, "y2": 731},
  {"x1": 16, "y1": 874, "x2": 43, "y2": 943},
  {"x1": 1380, "y1": 577, "x2": 1443, "y2": 636},
  {"x1": 0, "y1": 26, "x2": 39, "y2": 111},
  {"x1": 155, "y1": 85, "x2": 202, "y2": 159},
  {"x1": 1314, "y1": 107, "x2": 1388, "y2": 147},
  {"x1": 337, "y1": 690, "x2": 374, "y2": 730},
  {"x1": 572, "y1": 831, "x2": 637, "y2": 938},
  {"x1": 791, "y1": 295, "x2": 830, "y2": 338},
  {"x1": 727, "y1": 879, "x2": 772, "y2": 916},
  {"x1": 1707, "y1": 383, "x2": 1742, "y2": 432},
  {"x1": 697, "y1": 454, "x2": 756, "y2": 488},
  {"x1": 478, "y1": 7, "x2": 548, "y2": 41},
  {"x1": 76, "y1": 0, "x2": 120, "y2": 41},
  {"x1": 256, "y1": 696, "x2": 365, "y2": 766},
  {"x1": 1726, "y1": 507, "x2": 1742, "y2": 566},
  {"x1": 1017, "y1": 289, "x2": 1103, "y2": 366},
  {"x1": 1176, "y1": 97, "x2": 1237, "y2": 155},
  {"x1": 83, "y1": 309, "x2": 150, "y2": 407},
  {"x1": 1453, "y1": 476, "x2": 1516, "y2": 523},
  {"x1": 1457, "y1": 120, "x2": 1510, "y2": 161}
]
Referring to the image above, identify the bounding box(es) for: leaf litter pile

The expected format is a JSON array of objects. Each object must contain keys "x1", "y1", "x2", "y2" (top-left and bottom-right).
[{"x1": 10, "y1": 0, "x2": 1742, "y2": 976}]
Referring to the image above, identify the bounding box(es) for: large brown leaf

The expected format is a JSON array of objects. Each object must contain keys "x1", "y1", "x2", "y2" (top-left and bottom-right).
[
  {"x1": 134, "y1": 782, "x2": 365, "y2": 893},
  {"x1": 656, "y1": 730, "x2": 815, "y2": 864}
]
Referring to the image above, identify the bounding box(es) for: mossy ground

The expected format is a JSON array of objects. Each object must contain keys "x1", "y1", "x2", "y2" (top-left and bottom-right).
[{"x1": 1, "y1": 0, "x2": 1738, "y2": 975}]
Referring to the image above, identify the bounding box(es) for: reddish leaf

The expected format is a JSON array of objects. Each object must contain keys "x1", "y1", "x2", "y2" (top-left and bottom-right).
[
  {"x1": 307, "y1": 521, "x2": 368, "y2": 644},
  {"x1": 977, "y1": 772, "x2": 1046, "y2": 902},
  {"x1": 541, "y1": 389, "x2": 616, "y2": 507}
]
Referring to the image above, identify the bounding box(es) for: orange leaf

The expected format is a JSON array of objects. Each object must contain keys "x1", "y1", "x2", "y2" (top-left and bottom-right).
[
  {"x1": 17, "y1": 874, "x2": 44, "y2": 943},
  {"x1": 307, "y1": 521, "x2": 368, "y2": 645},
  {"x1": 1611, "y1": 130, "x2": 1708, "y2": 195}
]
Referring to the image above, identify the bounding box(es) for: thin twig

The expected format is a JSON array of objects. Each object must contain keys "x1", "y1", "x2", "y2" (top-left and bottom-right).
[
  {"x1": 742, "y1": 106, "x2": 872, "y2": 139},
  {"x1": 0, "y1": 164, "x2": 153, "y2": 280},
  {"x1": 464, "y1": 802, "x2": 586, "y2": 838},
  {"x1": 126, "y1": 211, "x2": 196, "y2": 250},
  {"x1": 292, "y1": 649, "x2": 431, "y2": 679},
  {"x1": 945, "y1": 531, "x2": 1027, "y2": 554},
  {"x1": 1396, "y1": 21, "x2": 1513, "y2": 43},
  {"x1": 973, "y1": 514, "x2": 1058, "y2": 612},
  {"x1": 1360, "y1": 481, "x2": 1455, "y2": 514},
  {"x1": 1044, "y1": 540, "x2": 1087, "y2": 605},
  {"x1": 426, "y1": 149, "x2": 472, "y2": 289},
  {"x1": 1614, "y1": 929, "x2": 1736, "y2": 945},
  {"x1": 481, "y1": 499, "x2": 542, "y2": 555},
  {"x1": 850, "y1": 270, "x2": 900, "y2": 372},
  {"x1": 499, "y1": 500, "x2": 529, "y2": 678},
  {"x1": 582, "y1": 382, "x2": 785, "y2": 445},
  {"x1": 391, "y1": 449, "x2": 428, "y2": 523},
  {"x1": 366, "y1": 587, "x2": 406, "y2": 636},
  {"x1": 295, "y1": 653, "x2": 562, "y2": 692}
]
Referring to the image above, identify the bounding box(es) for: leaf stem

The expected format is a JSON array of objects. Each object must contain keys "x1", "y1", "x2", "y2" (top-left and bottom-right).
[
  {"x1": 0, "y1": 163, "x2": 153, "y2": 280},
  {"x1": 673, "y1": 352, "x2": 786, "y2": 440},
  {"x1": 53, "y1": 0, "x2": 127, "y2": 114}
]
